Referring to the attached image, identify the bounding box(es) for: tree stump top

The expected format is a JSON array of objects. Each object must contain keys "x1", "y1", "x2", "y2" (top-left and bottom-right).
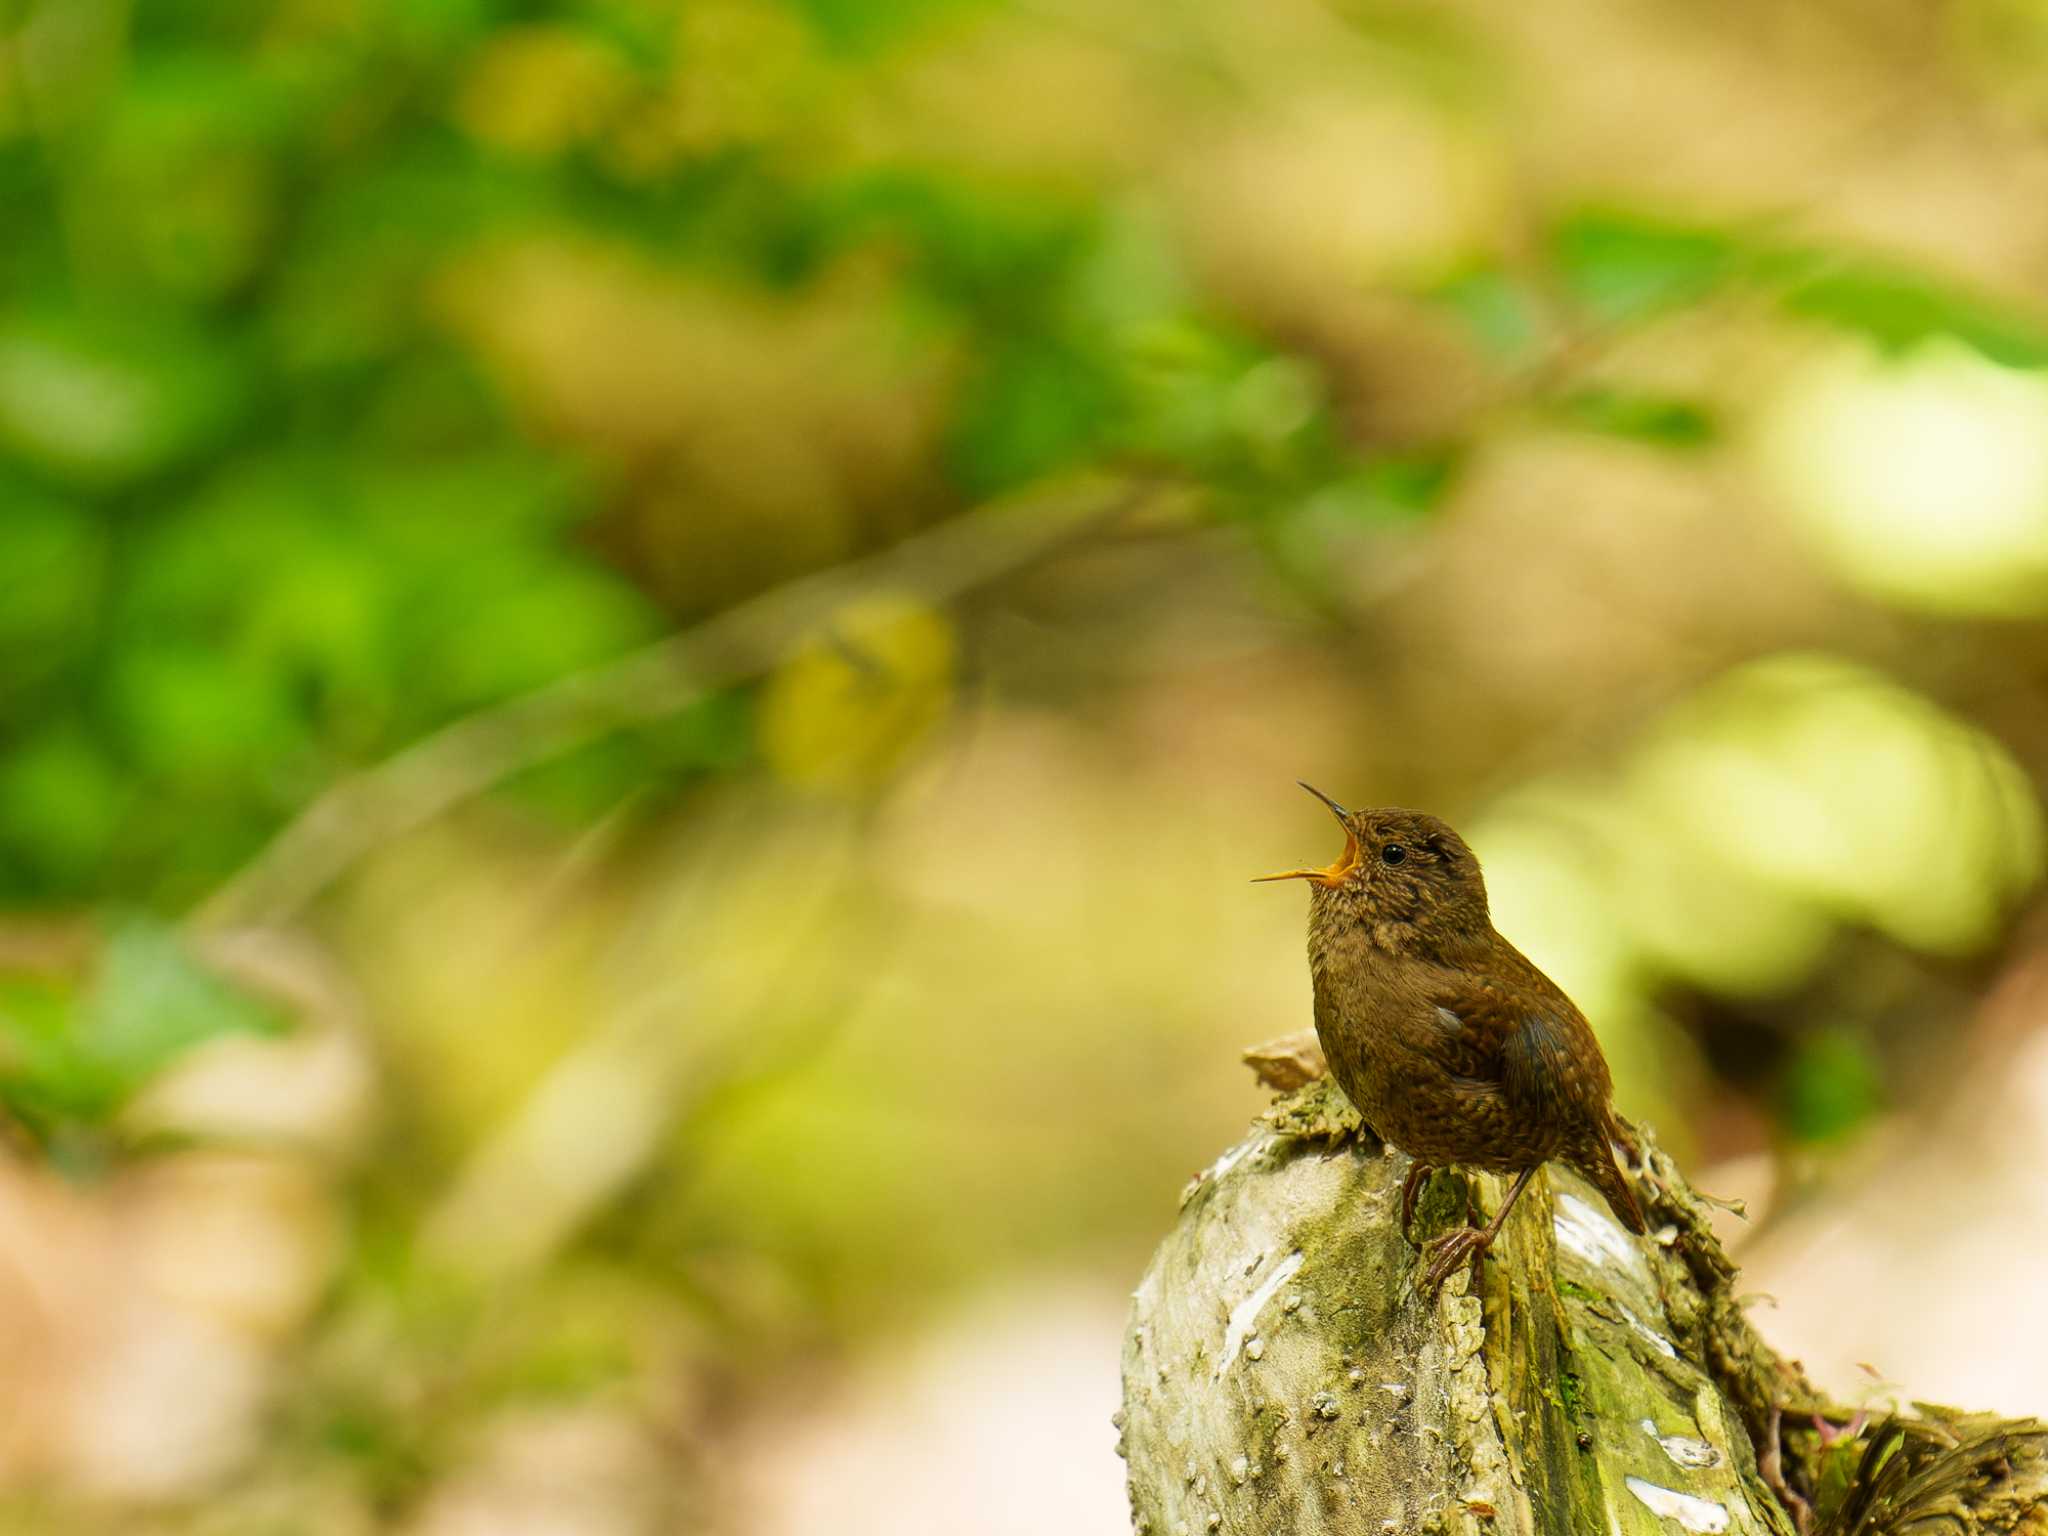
[{"x1": 1119, "y1": 1059, "x2": 2048, "y2": 1536}]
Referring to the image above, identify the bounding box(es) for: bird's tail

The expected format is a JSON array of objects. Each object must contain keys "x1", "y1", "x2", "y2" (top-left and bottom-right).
[{"x1": 1579, "y1": 1130, "x2": 1647, "y2": 1236}]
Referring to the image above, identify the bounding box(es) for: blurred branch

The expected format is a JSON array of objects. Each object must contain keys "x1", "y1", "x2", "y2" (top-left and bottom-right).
[
  {"x1": 192, "y1": 478, "x2": 1167, "y2": 932},
  {"x1": 418, "y1": 804, "x2": 901, "y2": 1278},
  {"x1": 417, "y1": 973, "x2": 701, "y2": 1276}
]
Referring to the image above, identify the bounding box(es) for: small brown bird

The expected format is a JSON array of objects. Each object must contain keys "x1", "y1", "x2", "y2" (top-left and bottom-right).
[{"x1": 1258, "y1": 784, "x2": 1645, "y2": 1294}]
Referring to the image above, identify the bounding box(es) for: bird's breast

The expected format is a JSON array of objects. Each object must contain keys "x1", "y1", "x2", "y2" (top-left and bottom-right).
[{"x1": 1309, "y1": 978, "x2": 1398, "y2": 1118}]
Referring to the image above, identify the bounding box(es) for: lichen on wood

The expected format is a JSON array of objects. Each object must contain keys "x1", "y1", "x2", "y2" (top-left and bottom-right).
[{"x1": 1118, "y1": 1051, "x2": 2048, "y2": 1536}]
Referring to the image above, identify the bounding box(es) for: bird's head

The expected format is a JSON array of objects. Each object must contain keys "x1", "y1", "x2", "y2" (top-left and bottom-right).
[{"x1": 1256, "y1": 784, "x2": 1491, "y2": 957}]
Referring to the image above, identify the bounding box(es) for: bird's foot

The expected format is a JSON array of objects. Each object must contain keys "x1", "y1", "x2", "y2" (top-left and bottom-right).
[
  {"x1": 1420, "y1": 1224, "x2": 1493, "y2": 1297},
  {"x1": 1398, "y1": 1162, "x2": 1437, "y2": 1243}
]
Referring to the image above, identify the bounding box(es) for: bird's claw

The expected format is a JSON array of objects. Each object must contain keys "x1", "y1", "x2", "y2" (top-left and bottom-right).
[
  {"x1": 1398, "y1": 1161, "x2": 1436, "y2": 1244},
  {"x1": 1420, "y1": 1225, "x2": 1491, "y2": 1297}
]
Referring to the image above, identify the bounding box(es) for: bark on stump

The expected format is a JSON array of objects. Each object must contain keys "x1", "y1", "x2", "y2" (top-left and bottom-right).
[{"x1": 1116, "y1": 1042, "x2": 2048, "y2": 1536}]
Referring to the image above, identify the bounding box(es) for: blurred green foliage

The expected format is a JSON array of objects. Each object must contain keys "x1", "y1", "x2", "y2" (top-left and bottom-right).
[
  {"x1": 3, "y1": 0, "x2": 2047, "y2": 1199},
  {"x1": 3, "y1": 1, "x2": 2048, "y2": 1527},
  {"x1": 0, "y1": 0, "x2": 1393, "y2": 914},
  {"x1": 0, "y1": 916, "x2": 285, "y2": 1160},
  {"x1": 11, "y1": 0, "x2": 2048, "y2": 925},
  {"x1": 1778, "y1": 1025, "x2": 1887, "y2": 1145},
  {"x1": 2, "y1": 0, "x2": 682, "y2": 906}
]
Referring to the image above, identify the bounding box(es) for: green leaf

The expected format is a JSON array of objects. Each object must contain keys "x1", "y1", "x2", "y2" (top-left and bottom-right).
[
  {"x1": 1261, "y1": 448, "x2": 1461, "y2": 598},
  {"x1": 402, "y1": 550, "x2": 658, "y2": 718},
  {"x1": 105, "y1": 642, "x2": 307, "y2": 786},
  {"x1": 783, "y1": 0, "x2": 992, "y2": 54},
  {"x1": 75, "y1": 52, "x2": 302, "y2": 301},
  {"x1": 812, "y1": 172, "x2": 1085, "y2": 308},
  {"x1": 0, "y1": 482, "x2": 100, "y2": 696},
  {"x1": 76, "y1": 917, "x2": 288, "y2": 1093},
  {"x1": 1552, "y1": 211, "x2": 1738, "y2": 325},
  {"x1": 1778, "y1": 1025, "x2": 1883, "y2": 1143},
  {"x1": 1427, "y1": 264, "x2": 1545, "y2": 359},
  {"x1": 948, "y1": 336, "x2": 1117, "y2": 495},
  {"x1": 0, "y1": 975, "x2": 98, "y2": 1141},
  {"x1": 1551, "y1": 387, "x2": 1715, "y2": 446},
  {"x1": 1767, "y1": 255, "x2": 2048, "y2": 366},
  {"x1": 0, "y1": 918, "x2": 287, "y2": 1145},
  {"x1": 1121, "y1": 325, "x2": 1264, "y2": 466},
  {"x1": 0, "y1": 726, "x2": 129, "y2": 898},
  {"x1": 0, "y1": 313, "x2": 251, "y2": 490},
  {"x1": 368, "y1": 0, "x2": 496, "y2": 55},
  {"x1": 515, "y1": 687, "x2": 753, "y2": 818},
  {"x1": 1358, "y1": 447, "x2": 1462, "y2": 516}
]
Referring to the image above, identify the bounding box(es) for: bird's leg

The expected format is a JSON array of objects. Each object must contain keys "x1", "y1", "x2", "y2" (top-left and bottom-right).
[
  {"x1": 1421, "y1": 1167, "x2": 1537, "y2": 1297},
  {"x1": 1461, "y1": 1186, "x2": 1488, "y2": 1290},
  {"x1": 1398, "y1": 1161, "x2": 1437, "y2": 1243}
]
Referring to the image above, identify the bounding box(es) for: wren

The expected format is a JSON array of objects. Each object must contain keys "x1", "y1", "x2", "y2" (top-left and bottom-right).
[{"x1": 1258, "y1": 784, "x2": 1645, "y2": 1295}]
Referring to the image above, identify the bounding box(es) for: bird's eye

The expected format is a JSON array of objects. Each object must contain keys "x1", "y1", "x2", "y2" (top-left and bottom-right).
[{"x1": 1380, "y1": 843, "x2": 1406, "y2": 865}]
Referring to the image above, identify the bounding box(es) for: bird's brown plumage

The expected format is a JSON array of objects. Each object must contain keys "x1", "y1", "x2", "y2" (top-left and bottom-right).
[{"x1": 1263, "y1": 792, "x2": 1644, "y2": 1282}]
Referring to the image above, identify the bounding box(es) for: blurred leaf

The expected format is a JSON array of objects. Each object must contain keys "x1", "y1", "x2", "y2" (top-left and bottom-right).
[
  {"x1": 1778, "y1": 1024, "x2": 1883, "y2": 1143},
  {"x1": 0, "y1": 974, "x2": 87, "y2": 1133},
  {"x1": 0, "y1": 917, "x2": 287, "y2": 1145},
  {"x1": 407, "y1": 551, "x2": 658, "y2": 716},
  {"x1": 0, "y1": 726, "x2": 129, "y2": 899},
  {"x1": 949, "y1": 335, "x2": 1118, "y2": 495},
  {"x1": 0, "y1": 313, "x2": 251, "y2": 490},
  {"x1": 1244, "y1": 444, "x2": 1458, "y2": 610},
  {"x1": 79, "y1": 52, "x2": 300, "y2": 301},
  {"x1": 272, "y1": 144, "x2": 551, "y2": 373},
  {"x1": 1226, "y1": 357, "x2": 1324, "y2": 448},
  {"x1": 123, "y1": 456, "x2": 353, "y2": 637},
  {"x1": 132, "y1": 0, "x2": 281, "y2": 49},
  {"x1": 143, "y1": 153, "x2": 277, "y2": 301},
  {"x1": 78, "y1": 916, "x2": 288, "y2": 1089},
  {"x1": 760, "y1": 598, "x2": 956, "y2": 794},
  {"x1": 813, "y1": 172, "x2": 1088, "y2": 309},
  {"x1": 1551, "y1": 387, "x2": 1715, "y2": 446},
  {"x1": 1552, "y1": 210, "x2": 1738, "y2": 324},
  {"x1": 106, "y1": 643, "x2": 307, "y2": 787},
  {"x1": 504, "y1": 690, "x2": 757, "y2": 823},
  {"x1": 782, "y1": 0, "x2": 992, "y2": 54},
  {"x1": 1121, "y1": 325, "x2": 1265, "y2": 466},
  {"x1": 1767, "y1": 254, "x2": 2048, "y2": 367},
  {"x1": 512, "y1": 688, "x2": 761, "y2": 823},
  {"x1": 365, "y1": 0, "x2": 496, "y2": 55},
  {"x1": 1427, "y1": 263, "x2": 1546, "y2": 359},
  {"x1": 356, "y1": 451, "x2": 595, "y2": 541},
  {"x1": 0, "y1": 482, "x2": 100, "y2": 699},
  {"x1": 1069, "y1": 205, "x2": 1196, "y2": 339},
  {"x1": 355, "y1": 350, "x2": 512, "y2": 453},
  {"x1": 454, "y1": 25, "x2": 636, "y2": 160},
  {"x1": 1363, "y1": 447, "x2": 1461, "y2": 514}
]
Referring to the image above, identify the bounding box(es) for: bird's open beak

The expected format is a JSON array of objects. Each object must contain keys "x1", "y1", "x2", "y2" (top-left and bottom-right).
[{"x1": 1253, "y1": 782, "x2": 1361, "y2": 886}]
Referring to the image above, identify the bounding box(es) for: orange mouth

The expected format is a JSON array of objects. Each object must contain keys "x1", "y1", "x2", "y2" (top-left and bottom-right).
[
  {"x1": 1253, "y1": 781, "x2": 1359, "y2": 887},
  {"x1": 1252, "y1": 831, "x2": 1359, "y2": 887}
]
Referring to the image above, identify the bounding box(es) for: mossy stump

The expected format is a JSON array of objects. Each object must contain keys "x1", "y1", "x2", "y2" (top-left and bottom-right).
[{"x1": 1117, "y1": 1046, "x2": 2048, "y2": 1536}]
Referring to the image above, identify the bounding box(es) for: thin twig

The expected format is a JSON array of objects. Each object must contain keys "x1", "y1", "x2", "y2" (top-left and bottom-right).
[{"x1": 192, "y1": 478, "x2": 1162, "y2": 932}]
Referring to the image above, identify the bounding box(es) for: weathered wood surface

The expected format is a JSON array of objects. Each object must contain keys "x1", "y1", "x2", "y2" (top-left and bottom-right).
[{"x1": 1117, "y1": 1048, "x2": 2048, "y2": 1536}]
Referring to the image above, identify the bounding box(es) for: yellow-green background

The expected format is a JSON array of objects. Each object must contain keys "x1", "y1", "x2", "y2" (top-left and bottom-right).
[{"x1": 7, "y1": 0, "x2": 2048, "y2": 1529}]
